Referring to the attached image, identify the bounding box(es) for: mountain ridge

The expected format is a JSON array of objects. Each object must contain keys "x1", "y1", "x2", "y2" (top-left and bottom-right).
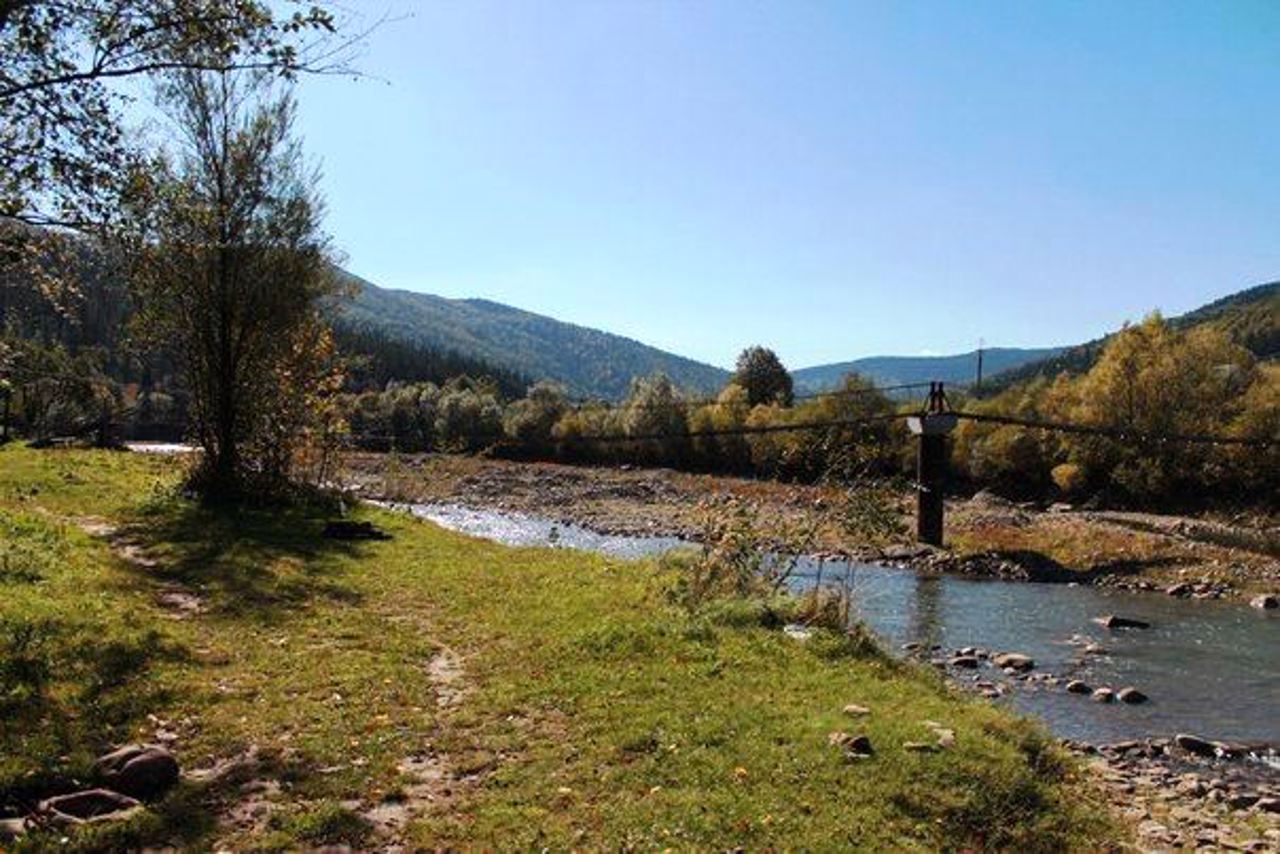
[
  {"x1": 791, "y1": 347, "x2": 1065, "y2": 393},
  {"x1": 336, "y1": 271, "x2": 732, "y2": 399},
  {"x1": 341, "y1": 271, "x2": 1277, "y2": 400}
]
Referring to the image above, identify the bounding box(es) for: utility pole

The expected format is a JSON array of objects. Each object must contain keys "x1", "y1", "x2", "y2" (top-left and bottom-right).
[
  {"x1": 907, "y1": 382, "x2": 957, "y2": 546},
  {"x1": 975, "y1": 338, "x2": 984, "y2": 390}
]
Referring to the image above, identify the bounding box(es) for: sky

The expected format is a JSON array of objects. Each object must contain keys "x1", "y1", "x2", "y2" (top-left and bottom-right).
[{"x1": 292, "y1": 0, "x2": 1280, "y2": 370}]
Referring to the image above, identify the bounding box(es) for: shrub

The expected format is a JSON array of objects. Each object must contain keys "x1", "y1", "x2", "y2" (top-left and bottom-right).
[{"x1": 1050, "y1": 462, "x2": 1086, "y2": 497}]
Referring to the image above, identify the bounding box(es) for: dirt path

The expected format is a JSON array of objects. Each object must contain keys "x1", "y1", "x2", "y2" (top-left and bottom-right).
[
  {"x1": 72, "y1": 513, "x2": 474, "y2": 851},
  {"x1": 358, "y1": 644, "x2": 467, "y2": 850}
]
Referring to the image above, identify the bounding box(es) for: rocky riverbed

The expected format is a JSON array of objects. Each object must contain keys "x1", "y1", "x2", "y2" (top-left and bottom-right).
[
  {"x1": 910, "y1": 641, "x2": 1280, "y2": 851},
  {"x1": 1076, "y1": 739, "x2": 1279, "y2": 851},
  {"x1": 344, "y1": 452, "x2": 1280, "y2": 603}
]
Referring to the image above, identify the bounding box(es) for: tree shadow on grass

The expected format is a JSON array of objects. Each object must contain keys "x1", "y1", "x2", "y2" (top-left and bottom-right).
[
  {"x1": 114, "y1": 500, "x2": 372, "y2": 625},
  {"x1": 0, "y1": 617, "x2": 190, "y2": 816}
]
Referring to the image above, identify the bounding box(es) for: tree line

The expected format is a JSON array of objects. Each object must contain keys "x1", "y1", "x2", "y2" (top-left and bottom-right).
[{"x1": 345, "y1": 323, "x2": 1278, "y2": 510}]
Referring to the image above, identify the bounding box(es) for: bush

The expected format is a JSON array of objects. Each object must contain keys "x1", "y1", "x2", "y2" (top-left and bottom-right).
[{"x1": 1050, "y1": 462, "x2": 1086, "y2": 497}]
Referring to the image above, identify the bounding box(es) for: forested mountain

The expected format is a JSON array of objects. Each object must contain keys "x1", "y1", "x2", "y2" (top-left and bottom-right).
[
  {"x1": 7, "y1": 219, "x2": 1275, "y2": 407},
  {"x1": 335, "y1": 270, "x2": 731, "y2": 399},
  {"x1": 0, "y1": 228, "x2": 531, "y2": 401},
  {"x1": 791, "y1": 347, "x2": 1063, "y2": 394},
  {"x1": 982, "y1": 281, "x2": 1279, "y2": 394}
]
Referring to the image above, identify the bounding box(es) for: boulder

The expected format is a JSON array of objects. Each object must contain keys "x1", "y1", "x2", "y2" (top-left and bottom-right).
[
  {"x1": 1094, "y1": 614, "x2": 1151, "y2": 630},
  {"x1": 842, "y1": 704, "x2": 872, "y2": 717},
  {"x1": 1092, "y1": 688, "x2": 1114, "y2": 703},
  {"x1": 902, "y1": 741, "x2": 939, "y2": 753},
  {"x1": 1174, "y1": 733, "x2": 1217, "y2": 757},
  {"x1": 1256, "y1": 797, "x2": 1280, "y2": 814},
  {"x1": 1165, "y1": 582, "x2": 1192, "y2": 597},
  {"x1": 1250, "y1": 594, "x2": 1278, "y2": 610},
  {"x1": 992, "y1": 652, "x2": 1035, "y2": 672},
  {"x1": 949, "y1": 655, "x2": 980, "y2": 669},
  {"x1": 1117, "y1": 687, "x2": 1148, "y2": 704},
  {"x1": 1065, "y1": 680, "x2": 1092, "y2": 695},
  {"x1": 1228, "y1": 792, "x2": 1260, "y2": 810},
  {"x1": 93, "y1": 744, "x2": 180, "y2": 801},
  {"x1": 38, "y1": 789, "x2": 141, "y2": 824}
]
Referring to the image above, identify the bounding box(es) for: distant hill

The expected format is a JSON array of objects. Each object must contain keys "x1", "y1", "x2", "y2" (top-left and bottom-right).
[
  {"x1": 331, "y1": 324, "x2": 530, "y2": 398},
  {"x1": 335, "y1": 271, "x2": 731, "y2": 399},
  {"x1": 983, "y1": 281, "x2": 1279, "y2": 394},
  {"x1": 791, "y1": 347, "x2": 1064, "y2": 394}
]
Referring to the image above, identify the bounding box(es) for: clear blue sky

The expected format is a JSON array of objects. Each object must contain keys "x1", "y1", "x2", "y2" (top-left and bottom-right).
[{"x1": 294, "y1": 0, "x2": 1280, "y2": 370}]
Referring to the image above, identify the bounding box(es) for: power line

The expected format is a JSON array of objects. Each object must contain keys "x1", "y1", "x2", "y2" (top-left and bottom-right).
[
  {"x1": 952, "y1": 411, "x2": 1276, "y2": 449},
  {"x1": 557, "y1": 412, "x2": 905, "y2": 445},
  {"x1": 565, "y1": 381, "x2": 934, "y2": 414},
  {"x1": 348, "y1": 413, "x2": 904, "y2": 449},
  {"x1": 345, "y1": 402, "x2": 1275, "y2": 451}
]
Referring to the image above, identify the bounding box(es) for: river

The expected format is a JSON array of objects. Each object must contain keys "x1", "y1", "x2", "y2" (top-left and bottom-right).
[{"x1": 385, "y1": 501, "x2": 1280, "y2": 750}]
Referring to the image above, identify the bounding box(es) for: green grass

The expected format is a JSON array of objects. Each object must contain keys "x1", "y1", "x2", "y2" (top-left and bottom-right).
[{"x1": 0, "y1": 444, "x2": 1119, "y2": 850}]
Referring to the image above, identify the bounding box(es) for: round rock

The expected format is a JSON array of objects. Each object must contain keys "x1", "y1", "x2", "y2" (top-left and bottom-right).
[
  {"x1": 93, "y1": 744, "x2": 180, "y2": 801},
  {"x1": 1117, "y1": 687, "x2": 1148, "y2": 704}
]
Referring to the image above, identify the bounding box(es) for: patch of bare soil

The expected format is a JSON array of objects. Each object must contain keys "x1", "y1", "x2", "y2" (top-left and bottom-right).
[
  {"x1": 427, "y1": 647, "x2": 466, "y2": 710},
  {"x1": 351, "y1": 626, "x2": 473, "y2": 849},
  {"x1": 73, "y1": 517, "x2": 209, "y2": 617},
  {"x1": 360, "y1": 754, "x2": 451, "y2": 847}
]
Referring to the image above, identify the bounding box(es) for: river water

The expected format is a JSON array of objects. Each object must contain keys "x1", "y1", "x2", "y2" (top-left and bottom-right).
[{"x1": 387, "y1": 501, "x2": 1280, "y2": 749}]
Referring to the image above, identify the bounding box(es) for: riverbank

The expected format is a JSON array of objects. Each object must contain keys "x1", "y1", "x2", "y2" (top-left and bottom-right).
[
  {"x1": 377, "y1": 493, "x2": 1280, "y2": 851},
  {"x1": 0, "y1": 444, "x2": 1117, "y2": 850},
  {"x1": 913, "y1": 645, "x2": 1280, "y2": 851},
  {"x1": 345, "y1": 452, "x2": 1280, "y2": 603}
]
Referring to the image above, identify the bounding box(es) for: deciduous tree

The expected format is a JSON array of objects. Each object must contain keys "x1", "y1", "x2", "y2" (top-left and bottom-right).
[
  {"x1": 125, "y1": 69, "x2": 341, "y2": 498},
  {"x1": 732, "y1": 345, "x2": 793, "y2": 407}
]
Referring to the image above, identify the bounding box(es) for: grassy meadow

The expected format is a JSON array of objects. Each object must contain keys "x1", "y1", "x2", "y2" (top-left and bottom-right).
[{"x1": 0, "y1": 444, "x2": 1119, "y2": 851}]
